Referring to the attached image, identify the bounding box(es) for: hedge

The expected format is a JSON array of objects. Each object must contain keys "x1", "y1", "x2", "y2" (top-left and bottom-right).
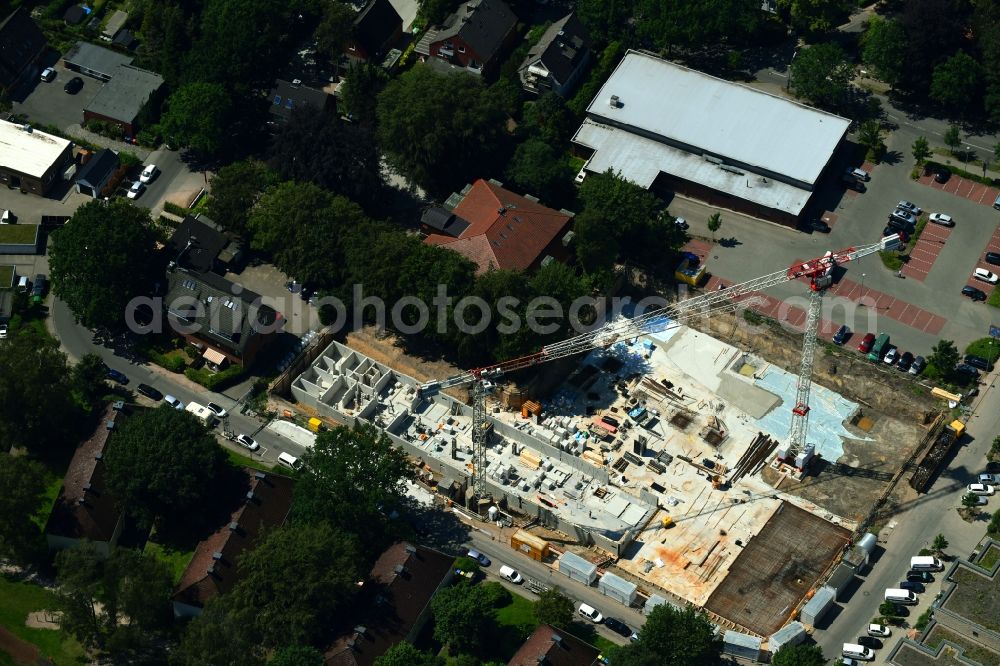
[
  {"x1": 149, "y1": 351, "x2": 186, "y2": 373},
  {"x1": 185, "y1": 364, "x2": 245, "y2": 391}
]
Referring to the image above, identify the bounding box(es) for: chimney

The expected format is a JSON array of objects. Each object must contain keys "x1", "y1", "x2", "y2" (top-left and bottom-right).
[
  {"x1": 245, "y1": 490, "x2": 256, "y2": 501},
  {"x1": 393, "y1": 564, "x2": 407, "y2": 575},
  {"x1": 405, "y1": 544, "x2": 417, "y2": 555},
  {"x1": 228, "y1": 521, "x2": 239, "y2": 532},
  {"x1": 76, "y1": 496, "x2": 87, "y2": 506},
  {"x1": 212, "y1": 551, "x2": 223, "y2": 560},
  {"x1": 609, "y1": 94, "x2": 621, "y2": 108},
  {"x1": 254, "y1": 471, "x2": 266, "y2": 480},
  {"x1": 353, "y1": 625, "x2": 367, "y2": 636},
  {"x1": 551, "y1": 634, "x2": 564, "y2": 648},
  {"x1": 497, "y1": 206, "x2": 507, "y2": 215},
  {"x1": 207, "y1": 565, "x2": 216, "y2": 576},
  {"x1": 105, "y1": 420, "x2": 115, "y2": 430},
  {"x1": 83, "y1": 482, "x2": 92, "y2": 493}
]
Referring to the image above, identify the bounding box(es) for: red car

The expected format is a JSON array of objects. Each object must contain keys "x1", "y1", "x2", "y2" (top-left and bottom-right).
[{"x1": 857, "y1": 333, "x2": 876, "y2": 353}]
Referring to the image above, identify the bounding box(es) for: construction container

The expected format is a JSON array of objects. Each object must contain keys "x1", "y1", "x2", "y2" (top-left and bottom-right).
[
  {"x1": 598, "y1": 572, "x2": 638, "y2": 606},
  {"x1": 723, "y1": 631, "x2": 761, "y2": 661},
  {"x1": 799, "y1": 586, "x2": 835, "y2": 626},
  {"x1": 557, "y1": 551, "x2": 598, "y2": 585},
  {"x1": 644, "y1": 594, "x2": 672, "y2": 615},
  {"x1": 826, "y1": 563, "x2": 856, "y2": 600},
  {"x1": 768, "y1": 621, "x2": 806, "y2": 653},
  {"x1": 510, "y1": 530, "x2": 549, "y2": 561},
  {"x1": 307, "y1": 417, "x2": 322, "y2": 433}
]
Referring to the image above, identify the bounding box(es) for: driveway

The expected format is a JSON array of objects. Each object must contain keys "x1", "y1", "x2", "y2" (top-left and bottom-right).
[
  {"x1": 11, "y1": 60, "x2": 96, "y2": 132},
  {"x1": 225, "y1": 263, "x2": 323, "y2": 337}
]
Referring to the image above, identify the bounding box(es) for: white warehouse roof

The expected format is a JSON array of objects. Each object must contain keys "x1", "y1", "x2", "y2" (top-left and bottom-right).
[
  {"x1": 0, "y1": 120, "x2": 72, "y2": 179},
  {"x1": 587, "y1": 50, "x2": 851, "y2": 186}
]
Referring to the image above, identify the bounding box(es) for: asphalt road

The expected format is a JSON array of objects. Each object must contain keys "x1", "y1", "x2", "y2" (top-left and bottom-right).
[
  {"x1": 50, "y1": 296, "x2": 308, "y2": 464},
  {"x1": 127, "y1": 147, "x2": 194, "y2": 212},
  {"x1": 813, "y1": 367, "x2": 1000, "y2": 663}
]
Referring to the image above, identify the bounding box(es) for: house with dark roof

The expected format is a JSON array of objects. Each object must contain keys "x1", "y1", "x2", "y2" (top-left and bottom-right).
[
  {"x1": 346, "y1": 0, "x2": 403, "y2": 63},
  {"x1": 267, "y1": 79, "x2": 335, "y2": 124},
  {"x1": 62, "y1": 41, "x2": 133, "y2": 81},
  {"x1": 415, "y1": 0, "x2": 517, "y2": 78},
  {"x1": 518, "y1": 13, "x2": 591, "y2": 97},
  {"x1": 173, "y1": 469, "x2": 295, "y2": 617},
  {"x1": 0, "y1": 8, "x2": 48, "y2": 96},
  {"x1": 422, "y1": 179, "x2": 574, "y2": 274},
  {"x1": 45, "y1": 404, "x2": 127, "y2": 557},
  {"x1": 63, "y1": 5, "x2": 88, "y2": 25},
  {"x1": 164, "y1": 267, "x2": 282, "y2": 367},
  {"x1": 74, "y1": 148, "x2": 121, "y2": 198},
  {"x1": 324, "y1": 542, "x2": 454, "y2": 666},
  {"x1": 167, "y1": 216, "x2": 243, "y2": 275},
  {"x1": 508, "y1": 624, "x2": 601, "y2": 666},
  {"x1": 84, "y1": 64, "x2": 164, "y2": 136}
]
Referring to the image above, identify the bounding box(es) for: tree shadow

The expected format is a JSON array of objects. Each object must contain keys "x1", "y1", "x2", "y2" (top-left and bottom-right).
[{"x1": 881, "y1": 150, "x2": 904, "y2": 166}]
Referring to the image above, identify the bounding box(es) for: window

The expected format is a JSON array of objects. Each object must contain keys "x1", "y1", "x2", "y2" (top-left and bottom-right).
[
  {"x1": 272, "y1": 95, "x2": 282, "y2": 106},
  {"x1": 458, "y1": 46, "x2": 466, "y2": 53},
  {"x1": 285, "y1": 98, "x2": 294, "y2": 109}
]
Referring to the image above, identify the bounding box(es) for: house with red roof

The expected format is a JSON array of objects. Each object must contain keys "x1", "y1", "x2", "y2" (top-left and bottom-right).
[
  {"x1": 421, "y1": 179, "x2": 574, "y2": 275},
  {"x1": 172, "y1": 469, "x2": 295, "y2": 617},
  {"x1": 508, "y1": 624, "x2": 602, "y2": 666}
]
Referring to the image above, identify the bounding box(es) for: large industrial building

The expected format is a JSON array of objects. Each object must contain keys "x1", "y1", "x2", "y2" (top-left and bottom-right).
[
  {"x1": 571, "y1": 50, "x2": 851, "y2": 227},
  {"x1": 0, "y1": 119, "x2": 73, "y2": 196}
]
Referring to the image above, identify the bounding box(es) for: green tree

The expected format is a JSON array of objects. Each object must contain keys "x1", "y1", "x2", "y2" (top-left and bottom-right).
[
  {"x1": 988, "y1": 510, "x2": 1000, "y2": 537},
  {"x1": 912, "y1": 136, "x2": 931, "y2": 165},
  {"x1": 431, "y1": 583, "x2": 496, "y2": 654},
  {"x1": 860, "y1": 15, "x2": 906, "y2": 87},
  {"x1": 520, "y1": 92, "x2": 573, "y2": 144},
  {"x1": 534, "y1": 587, "x2": 574, "y2": 629},
  {"x1": 377, "y1": 64, "x2": 507, "y2": 196},
  {"x1": 172, "y1": 594, "x2": 264, "y2": 666},
  {"x1": 931, "y1": 52, "x2": 983, "y2": 114},
  {"x1": 609, "y1": 604, "x2": 723, "y2": 666},
  {"x1": 944, "y1": 125, "x2": 962, "y2": 155},
  {"x1": 160, "y1": 82, "x2": 233, "y2": 156},
  {"x1": 932, "y1": 534, "x2": 949, "y2": 554},
  {"x1": 790, "y1": 43, "x2": 852, "y2": 108},
  {"x1": 778, "y1": 0, "x2": 848, "y2": 37},
  {"x1": 858, "y1": 120, "x2": 886, "y2": 161},
  {"x1": 292, "y1": 424, "x2": 411, "y2": 555},
  {"x1": 505, "y1": 138, "x2": 574, "y2": 205},
  {"x1": 417, "y1": 0, "x2": 458, "y2": 24},
  {"x1": 340, "y1": 61, "x2": 390, "y2": 125},
  {"x1": 271, "y1": 646, "x2": 325, "y2": 666},
  {"x1": 962, "y1": 492, "x2": 981, "y2": 510},
  {"x1": 928, "y1": 339, "x2": 960, "y2": 375},
  {"x1": 104, "y1": 405, "x2": 229, "y2": 528},
  {"x1": 137, "y1": 0, "x2": 191, "y2": 86},
  {"x1": 206, "y1": 159, "x2": 279, "y2": 237},
  {"x1": 71, "y1": 353, "x2": 110, "y2": 413},
  {"x1": 771, "y1": 643, "x2": 827, "y2": 666},
  {"x1": 0, "y1": 333, "x2": 79, "y2": 455},
  {"x1": 576, "y1": 0, "x2": 632, "y2": 44},
  {"x1": 314, "y1": 1, "x2": 356, "y2": 62},
  {"x1": 707, "y1": 212, "x2": 722, "y2": 241},
  {"x1": 49, "y1": 199, "x2": 157, "y2": 331},
  {"x1": 879, "y1": 600, "x2": 900, "y2": 618},
  {"x1": 634, "y1": 0, "x2": 762, "y2": 52},
  {"x1": 375, "y1": 643, "x2": 444, "y2": 666},
  {"x1": 0, "y1": 455, "x2": 46, "y2": 563}
]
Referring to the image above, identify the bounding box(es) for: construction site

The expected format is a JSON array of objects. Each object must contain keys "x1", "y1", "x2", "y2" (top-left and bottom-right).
[{"x1": 289, "y1": 302, "x2": 926, "y2": 636}]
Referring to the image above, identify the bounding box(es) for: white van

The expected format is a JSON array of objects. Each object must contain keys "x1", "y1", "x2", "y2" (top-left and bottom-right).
[
  {"x1": 841, "y1": 643, "x2": 875, "y2": 661},
  {"x1": 498, "y1": 565, "x2": 523, "y2": 584},
  {"x1": 185, "y1": 402, "x2": 217, "y2": 427},
  {"x1": 277, "y1": 451, "x2": 300, "y2": 470},
  {"x1": 578, "y1": 603, "x2": 603, "y2": 623},
  {"x1": 17, "y1": 275, "x2": 29, "y2": 292},
  {"x1": 884, "y1": 588, "x2": 917, "y2": 604},
  {"x1": 910, "y1": 555, "x2": 943, "y2": 571}
]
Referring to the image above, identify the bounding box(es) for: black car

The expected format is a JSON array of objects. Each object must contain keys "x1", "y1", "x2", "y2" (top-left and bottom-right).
[
  {"x1": 833, "y1": 325, "x2": 850, "y2": 345},
  {"x1": 934, "y1": 169, "x2": 950, "y2": 183},
  {"x1": 909, "y1": 356, "x2": 926, "y2": 375},
  {"x1": 858, "y1": 636, "x2": 883, "y2": 650},
  {"x1": 907, "y1": 570, "x2": 934, "y2": 583},
  {"x1": 106, "y1": 368, "x2": 129, "y2": 385},
  {"x1": 603, "y1": 618, "x2": 633, "y2": 638},
  {"x1": 897, "y1": 351, "x2": 914, "y2": 372},
  {"x1": 962, "y1": 285, "x2": 987, "y2": 301},
  {"x1": 900, "y1": 580, "x2": 924, "y2": 593},
  {"x1": 63, "y1": 76, "x2": 83, "y2": 94},
  {"x1": 808, "y1": 219, "x2": 831, "y2": 233},
  {"x1": 965, "y1": 354, "x2": 994, "y2": 371},
  {"x1": 136, "y1": 383, "x2": 163, "y2": 400},
  {"x1": 954, "y1": 363, "x2": 980, "y2": 378},
  {"x1": 986, "y1": 251, "x2": 1000, "y2": 266},
  {"x1": 883, "y1": 225, "x2": 909, "y2": 243}
]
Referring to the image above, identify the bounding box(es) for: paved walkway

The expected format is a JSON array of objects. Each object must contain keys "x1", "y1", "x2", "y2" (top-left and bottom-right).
[
  {"x1": 902, "y1": 223, "x2": 952, "y2": 281},
  {"x1": 916, "y1": 171, "x2": 1000, "y2": 207}
]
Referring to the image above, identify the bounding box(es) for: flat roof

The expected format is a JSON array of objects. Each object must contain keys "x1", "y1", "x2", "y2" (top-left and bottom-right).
[
  {"x1": 86, "y1": 64, "x2": 163, "y2": 124},
  {"x1": 586, "y1": 50, "x2": 850, "y2": 186},
  {"x1": 0, "y1": 119, "x2": 72, "y2": 179},
  {"x1": 63, "y1": 41, "x2": 133, "y2": 78},
  {"x1": 574, "y1": 119, "x2": 811, "y2": 215}
]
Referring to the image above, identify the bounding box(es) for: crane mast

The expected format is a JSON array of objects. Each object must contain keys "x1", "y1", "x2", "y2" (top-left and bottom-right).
[{"x1": 422, "y1": 235, "x2": 901, "y2": 498}]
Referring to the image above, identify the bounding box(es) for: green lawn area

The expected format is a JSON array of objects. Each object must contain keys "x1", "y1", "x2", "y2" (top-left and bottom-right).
[
  {"x1": 225, "y1": 448, "x2": 274, "y2": 471},
  {"x1": 965, "y1": 338, "x2": 1000, "y2": 364},
  {"x1": 0, "y1": 225, "x2": 38, "y2": 245},
  {"x1": 989, "y1": 288, "x2": 1000, "y2": 308},
  {"x1": 567, "y1": 155, "x2": 585, "y2": 174},
  {"x1": 0, "y1": 575, "x2": 88, "y2": 665},
  {"x1": 0, "y1": 265, "x2": 13, "y2": 289},
  {"x1": 32, "y1": 467, "x2": 65, "y2": 531},
  {"x1": 592, "y1": 634, "x2": 617, "y2": 654},
  {"x1": 494, "y1": 592, "x2": 536, "y2": 634},
  {"x1": 979, "y1": 545, "x2": 1000, "y2": 571}
]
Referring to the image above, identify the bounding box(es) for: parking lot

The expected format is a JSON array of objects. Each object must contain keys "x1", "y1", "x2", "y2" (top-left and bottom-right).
[{"x1": 11, "y1": 60, "x2": 97, "y2": 132}]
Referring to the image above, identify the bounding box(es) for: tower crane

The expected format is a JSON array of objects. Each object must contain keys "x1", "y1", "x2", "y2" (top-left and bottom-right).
[{"x1": 421, "y1": 234, "x2": 901, "y2": 498}]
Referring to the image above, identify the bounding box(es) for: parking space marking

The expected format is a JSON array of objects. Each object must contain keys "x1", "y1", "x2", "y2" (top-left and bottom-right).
[
  {"x1": 901, "y1": 224, "x2": 953, "y2": 281},
  {"x1": 918, "y1": 172, "x2": 1000, "y2": 208}
]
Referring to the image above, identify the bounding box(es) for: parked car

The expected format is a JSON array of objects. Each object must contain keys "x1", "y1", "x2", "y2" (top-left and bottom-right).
[
  {"x1": 498, "y1": 565, "x2": 523, "y2": 583},
  {"x1": 967, "y1": 483, "x2": 995, "y2": 496},
  {"x1": 467, "y1": 549, "x2": 491, "y2": 567},
  {"x1": 858, "y1": 333, "x2": 876, "y2": 353},
  {"x1": 867, "y1": 624, "x2": 891, "y2": 638},
  {"x1": 954, "y1": 363, "x2": 980, "y2": 379},
  {"x1": 0, "y1": 323, "x2": 7, "y2": 339},
  {"x1": 897, "y1": 351, "x2": 914, "y2": 372},
  {"x1": 673, "y1": 217, "x2": 689, "y2": 230},
  {"x1": 577, "y1": 603, "x2": 603, "y2": 623},
  {"x1": 164, "y1": 395, "x2": 184, "y2": 410},
  {"x1": 985, "y1": 251, "x2": 1000, "y2": 266},
  {"x1": 31, "y1": 274, "x2": 46, "y2": 303},
  {"x1": 909, "y1": 356, "x2": 926, "y2": 375},
  {"x1": 833, "y1": 325, "x2": 850, "y2": 345},
  {"x1": 978, "y1": 473, "x2": 1000, "y2": 484},
  {"x1": 899, "y1": 581, "x2": 924, "y2": 593},
  {"x1": 604, "y1": 618, "x2": 634, "y2": 638},
  {"x1": 139, "y1": 164, "x2": 159, "y2": 183},
  {"x1": 40, "y1": 67, "x2": 56, "y2": 82},
  {"x1": 136, "y1": 383, "x2": 163, "y2": 400},
  {"x1": 906, "y1": 571, "x2": 933, "y2": 583},
  {"x1": 928, "y1": 213, "x2": 954, "y2": 226},
  {"x1": 934, "y1": 169, "x2": 950, "y2": 183},
  {"x1": 126, "y1": 181, "x2": 145, "y2": 199},
  {"x1": 889, "y1": 209, "x2": 918, "y2": 226},
  {"x1": 846, "y1": 167, "x2": 870, "y2": 181},
  {"x1": 236, "y1": 434, "x2": 259, "y2": 451},
  {"x1": 964, "y1": 354, "x2": 994, "y2": 371},
  {"x1": 883, "y1": 225, "x2": 908, "y2": 243},
  {"x1": 574, "y1": 168, "x2": 587, "y2": 185},
  {"x1": 206, "y1": 402, "x2": 229, "y2": 418},
  {"x1": 897, "y1": 200, "x2": 922, "y2": 215},
  {"x1": 857, "y1": 636, "x2": 882, "y2": 650},
  {"x1": 809, "y1": 219, "x2": 831, "y2": 233},
  {"x1": 962, "y1": 285, "x2": 987, "y2": 302},
  {"x1": 63, "y1": 76, "x2": 83, "y2": 94},
  {"x1": 973, "y1": 267, "x2": 999, "y2": 284},
  {"x1": 883, "y1": 345, "x2": 898, "y2": 365},
  {"x1": 106, "y1": 368, "x2": 129, "y2": 385}
]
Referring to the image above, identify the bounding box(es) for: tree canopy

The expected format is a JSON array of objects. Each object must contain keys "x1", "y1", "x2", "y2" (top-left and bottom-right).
[
  {"x1": 49, "y1": 199, "x2": 158, "y2": 331},
  {"x1": 430, "y1": 583, "x2": 497, "y2": 654},
  {"x1": 534, "y1": 587, "x2": 574, "y2": 629},
  {"x1": 791, "y1": 43, "x2": 852, "y2": 109},
  {"x1": 160, "y1": 82, "x2": 234, "y2": 156},
  {"x1": 505, "y1": 138, "x2": 575, "y2": 207},
  {"x1": 0, "y1": 455, "x2": 46, "y2": 563},
  {"x1": 206, "y1": 159, "x2": 279, "y2": 237},
  {"x1": 375, "y1": 643, "x2": 444, "y2": 666},
  {"x1": 340, "y1": 61, "x2": 390, "y2": 125},
  {"x1": 931, "y1": 51, "x2": 983, "y2": 113},
  {"x1": 771, "y1": 643, "x2": 827, "y2": 666},
  {"x1": 609, "y1": 604, "x2": 723, "y2": 666},
  {"x1": 271, "y1": 646, "x2": 325, "y2": 666},
  {"x1": 861, "y1": 15, "x2": 907, "y2": 87}
]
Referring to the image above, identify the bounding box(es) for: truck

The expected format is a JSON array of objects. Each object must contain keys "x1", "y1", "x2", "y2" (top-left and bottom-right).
[
  {"x1": 867, "y1": 333, "x2": 889, "y2": 362},
  {"x1": 185, "y1": 402, "x2": 217, "y2": 427}
]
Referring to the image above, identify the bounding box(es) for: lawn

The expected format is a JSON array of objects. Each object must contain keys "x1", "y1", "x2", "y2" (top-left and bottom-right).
[
  {"x1": 0, "y1": 575, "x2": 88, "y2": 665},
  {"x1": 0, "y1": 225, "x2": 38, "y2": 245},
  {"x1": 494, "y1": 592, "x2": 536, "y2": 635},
  {"x1": 965, "y1": 338, "x2": 1000, "y2": 364},
  {"x1": 32, "y1": 467, "x2": 65, "y2": 531},
  {"x1": 144, "y1": 537, "x2": 194, "y2": 586},
  {"x1": 0, "y1": 265, "x2": 13, "y2": 289},
  {"x1": 979, "y1": 545, "x2": 1000, "y2": 571},
  {"x1": 924, "y1": 624, "x2": 1000, "y2": 665},
  {"x1": 989, "y1": 288, "x2": 1000, "y2": 309},
  {"x1": 225, "y1": 448, "x2": 274, "y2": 471}
]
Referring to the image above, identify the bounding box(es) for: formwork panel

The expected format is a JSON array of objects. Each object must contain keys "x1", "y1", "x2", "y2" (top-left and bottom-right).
[{"x1": 704, "y1": 501, "x2": 849, "y2": 636}]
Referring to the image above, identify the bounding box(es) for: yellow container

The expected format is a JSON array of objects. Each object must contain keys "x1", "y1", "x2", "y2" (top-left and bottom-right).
[{"x1": 307, "y1": 417, "x2": 322, "y2": 433}]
